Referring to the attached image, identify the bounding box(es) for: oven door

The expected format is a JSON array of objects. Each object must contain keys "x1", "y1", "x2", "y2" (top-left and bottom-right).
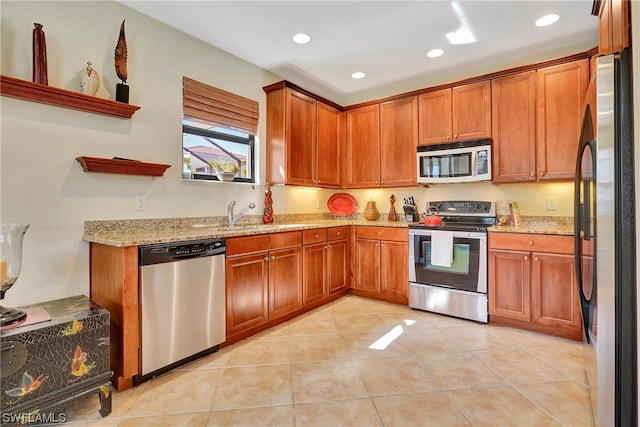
[{"x1": 408, "y1": 229, "x2": 487, "y2": 293}]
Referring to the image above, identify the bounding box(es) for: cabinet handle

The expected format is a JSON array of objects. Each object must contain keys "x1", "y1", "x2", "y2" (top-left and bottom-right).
[
  {"x1": 453, "y1": 134, "x2": 458, "y2": 139},
  {"x1": 524, "y1": 256, "x2": 528, "y2": 260},
  {"x1": 314, "y1": 234, "x2": 319, "y2": 238},
  {"x1": 264, "y1": 256, "x2": 269, "y2": 262},
  {"x1": 447, "y1": 135, "x2": 451, "y2": 140},
  {"x1": 529, "y1": 241, "x2": 533, "y2": 246},
  {"x1": 535, "y1": 256, "x2": 539, "y2": 261},
  {"x1": 336, "y1": 232, "x2": 341, "y2": 235},
  {"x1": 271, "y1": 255, "x2": 276, "y2": 260}
]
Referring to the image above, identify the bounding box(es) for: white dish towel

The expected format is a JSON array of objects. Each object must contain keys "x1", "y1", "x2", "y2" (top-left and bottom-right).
[{"x1": 430, "y1": 230, "x2": 454, "y2": 267}]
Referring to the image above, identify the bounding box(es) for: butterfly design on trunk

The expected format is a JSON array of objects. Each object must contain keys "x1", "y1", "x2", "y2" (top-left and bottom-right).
[
  {"x1": 70, "y1": 345, "x2": 96, "y2": 377},
  {"x1": 5, "y1": 371, "x2": 48, "y2": 398}
]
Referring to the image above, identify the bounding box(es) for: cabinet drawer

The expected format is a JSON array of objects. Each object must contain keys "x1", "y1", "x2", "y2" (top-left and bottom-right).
[
  {"x1": 356, "y1": 226, "x2": 408, "y2": 242},
  {"x1": 303, "y1": 228, "x2": 327, "y2": 245},
  {"x1": 227, "y1": 234, "x2": 269, "y2": 257},
  {"x1": 489, "y1": 232, "x2": 573, "y2": 254},
  {"x1": 328, "y1": 226, "x2": 349, "y2": 241},
  {"x1": 269, "y1": 231, "x2": 302, "y2": 249}
]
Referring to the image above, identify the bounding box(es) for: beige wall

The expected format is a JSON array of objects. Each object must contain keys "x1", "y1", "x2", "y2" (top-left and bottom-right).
[{"x1": 1, "y1": 1, "x2": 577, "y2": 307}]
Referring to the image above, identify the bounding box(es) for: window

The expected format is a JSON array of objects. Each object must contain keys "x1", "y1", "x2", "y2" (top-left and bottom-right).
[{"x1": 182, "y1": 77, "x2": 258, "y2": 183}]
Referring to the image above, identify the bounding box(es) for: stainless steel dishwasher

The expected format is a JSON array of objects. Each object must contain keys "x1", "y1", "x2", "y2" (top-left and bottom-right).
[{"x1": 134, "y1": 238, "x2": 226, "y2": 384}]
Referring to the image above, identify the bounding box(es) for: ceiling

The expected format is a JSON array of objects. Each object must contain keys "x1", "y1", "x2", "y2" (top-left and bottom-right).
[{"x1": 118, "y1": 1, "x2": 598, "y2": 105}]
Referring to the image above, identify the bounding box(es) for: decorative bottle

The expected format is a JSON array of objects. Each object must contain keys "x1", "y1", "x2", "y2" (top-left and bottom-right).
[
  {"x1": 388, "y1": 195, "x2": 398, "y2": 221},
  {"x1": 80, "y1": 61, "x2": 100, "y2": 96},
  {"x1": 32, "y1": 23, "x2": 48, "y2": 85}
]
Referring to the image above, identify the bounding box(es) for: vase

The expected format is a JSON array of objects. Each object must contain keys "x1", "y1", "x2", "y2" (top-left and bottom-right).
[
  {"x1": 32, "y1": 23, "x2": 48, "y2": 85},
  {"x1": 363, "y1": 200, "x2": 379, "y2": 221}
]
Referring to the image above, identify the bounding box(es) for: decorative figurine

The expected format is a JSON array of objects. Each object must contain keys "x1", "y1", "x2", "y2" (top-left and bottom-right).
[
  {"x1": 32, "y1": 23, "x2": 48, "y2": 85},
  {"x1": 388, "y1": 195, "x2": 398, "y2": 221},
  {"x1": 114, "y1": 20, "x2": 129, "y2": 103},
  {"x1": 263, "y1": 182, "x2": 274, "y2": 224},
  {"x1": 79, "y1": 61, "x2": 100, "y2": 96},
  {"x1": 364, "y1": 199, "x2": 379, "y2": 221}
]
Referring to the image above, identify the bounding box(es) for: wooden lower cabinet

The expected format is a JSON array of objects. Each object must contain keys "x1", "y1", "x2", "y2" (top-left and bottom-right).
[
  {"x1": 488, "y1": 232, "x2": 581, "y2": 340},
  {"x1": 225, "y1": 252, "x2": 270, "y2": 337},
  {"x1": 226, "y1": 232, "x2": 302, "y2": 341},
  {"x1": 303, "y1": 227, "x2": 349, "y2": 305},
  {"x1": 352, "y1": 226, "x2": 408, "y2": 304},
  {"x1": 268, "y1": 247, "x2": 303, "y2": 319}
]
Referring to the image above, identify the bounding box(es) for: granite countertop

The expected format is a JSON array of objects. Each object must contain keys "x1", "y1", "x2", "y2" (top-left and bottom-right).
[
  {"x1": 488, "y1": 216, "x2": 574, "y2": 236},
  {"x1": 83, "y1": 214, "x2": 408, "y2": 247}
]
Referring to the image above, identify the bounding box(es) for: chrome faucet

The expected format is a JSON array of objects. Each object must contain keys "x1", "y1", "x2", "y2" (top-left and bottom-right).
[{"x1": 228, "y1": 201, "x2": 256, "y2": 227}]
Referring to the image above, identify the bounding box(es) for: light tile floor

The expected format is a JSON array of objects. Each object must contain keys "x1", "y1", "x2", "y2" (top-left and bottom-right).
[{"x1": 62, "y1": 295, "x2": 594, "y2": 426}]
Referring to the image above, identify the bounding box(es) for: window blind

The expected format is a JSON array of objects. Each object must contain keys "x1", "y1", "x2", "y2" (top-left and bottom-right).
[{"x1": 183, "y1": 77, "x2": 259, "y2": 135}]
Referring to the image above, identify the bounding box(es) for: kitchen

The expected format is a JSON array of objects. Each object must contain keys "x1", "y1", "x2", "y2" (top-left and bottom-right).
[{"x1": 1, "y1": 1, "x2": 639, "y2": 426}]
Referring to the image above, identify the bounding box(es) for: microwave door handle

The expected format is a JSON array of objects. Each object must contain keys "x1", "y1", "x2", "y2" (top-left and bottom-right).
[{"x1": 471, "y1": 150, "x2": 477, "y2": 178}]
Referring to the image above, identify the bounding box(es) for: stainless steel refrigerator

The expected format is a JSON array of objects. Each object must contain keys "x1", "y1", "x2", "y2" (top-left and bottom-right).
[{"x1": 575, "y1": 49, "x2": 636, "y2": 426}]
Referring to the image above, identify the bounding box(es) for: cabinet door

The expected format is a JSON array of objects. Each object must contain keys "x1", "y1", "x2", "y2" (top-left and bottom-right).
[
  {"x1": 598, "y1": 0, "x2": 630, "y2": 55},
  {"x1": 286, "y1": 89, "x2": 317, "y2": 186},
  {"x1": 346, "y1": 105, "x2": 380, "y2": 188},
  {"x1": 380, "y1": 96, "x2": 418, "y2": 187},
  {"x1": 452, "y1": 81, "x2": 492, "y2": 141},
  {"x1": 491, "y1": 71, "x2": 536, "y2": 183},
  {"x1": 316, "y1": 102, "x2": 342, "y2": 188},
  {"x1": 226, "y1": 253, "x2": 270, "y2": 337},
  {"x1": 303, "y1": 242, "x2": 328, "y2": 305},
  {"x1": 354, "y1": 238, "x2": 381, "y2": 292},
  {"x1": 418, "y1": 88, "x2": 451, "y2": 145},
  {"x1": 536, "y1": 59, "x2": 589, "y2": 181},
  {"x1": 327, "y1": 239, "x2": 349, "y2": 294},
  {"x1": 380, "y1": 240, "x2": 408, "y2": 301},
  {"x1": 531, "y1": 252, "x2": 581, "y2": 330},
  {"x1": 269, "y1": 247, "x2": 303, "y2": 320},
  {"x1": 488, "y1": 249, "x2": 531, "y2": 321}
]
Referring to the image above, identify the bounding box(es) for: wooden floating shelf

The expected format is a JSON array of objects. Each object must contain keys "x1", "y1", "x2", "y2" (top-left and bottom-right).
[
  {"x1": 1, "y1": 75, "x2": 140, "y2": 119},
  {"x1": 76, "y1": 156, "x2": 171, "y2": 177}
]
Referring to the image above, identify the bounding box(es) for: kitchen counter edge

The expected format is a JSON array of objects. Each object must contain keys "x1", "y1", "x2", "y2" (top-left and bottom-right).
[{"x1": 83, "y1": 219, "x2": 409, "y2": 247}]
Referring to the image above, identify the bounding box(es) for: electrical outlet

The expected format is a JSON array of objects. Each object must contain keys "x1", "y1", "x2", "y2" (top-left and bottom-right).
[
  {"x1": 546, "y1": 197, "x2": 557, "y2": 211},
  {"x1": 317, "y1": 199, "x2": 322, "y2": 209},
  {"x1": 135, "y1": 195, "x2": 146, "y2": 211}
]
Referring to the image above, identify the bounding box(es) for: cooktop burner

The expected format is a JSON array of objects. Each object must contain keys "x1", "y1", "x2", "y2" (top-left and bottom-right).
[{"x1": 409, "y1": 200, "x2": 497, "y2": 232}]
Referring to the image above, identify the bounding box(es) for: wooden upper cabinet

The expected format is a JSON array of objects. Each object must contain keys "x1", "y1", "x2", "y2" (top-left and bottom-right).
[
  {"x1": 418, "y1": 81, "x2": 491, "y2": 145},
  {"x1": 286, "y1": 89, "x2": 317, "y2": 186},
  {"x1": 316, "y1": 102, "x2": 342, "y2": 188},
  {"x1": 380, "y1": 96, "x2": 418, "y2": 187},
  {"x1": 418, "y1": 88, "x2": 452, "y2": 145},
  {"x1": 452, "y1": 81, "x2": 492, "y2": 141},
  {"x1": 265, "y1": 84, "x2": 342, "y2": 188},
  {"x1": 346, "y1": 104, "x2": 380, "y2": 188},
  {"x1": 536, "y1": 59, "x2": 589, "y2": 181},
  {"x1": 596, "y1": 0, "x2": 630, "y2": 55},
  {"x1": 491, "y1": 71, "x2": 537, "y2": 183}
]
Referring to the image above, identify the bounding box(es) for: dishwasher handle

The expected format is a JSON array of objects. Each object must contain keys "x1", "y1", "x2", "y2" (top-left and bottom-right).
[{"x1": 139, "y1": 238, "x2": 225, "y2": 266}]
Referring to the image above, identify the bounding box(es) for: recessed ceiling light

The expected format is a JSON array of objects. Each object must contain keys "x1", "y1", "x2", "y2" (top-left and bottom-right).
[
  {"x1": 535, "y1": 14, "x2": 560, "y2": 27},
  {"x1": 351, "y1": 72, "x2": 366, "y2": 79},
  {"x1": 292, "y1": 33, "x2": 311, "y2": 44},
  {"x1": 427, "y1": 49, "x2": 445, "y2": 58}
]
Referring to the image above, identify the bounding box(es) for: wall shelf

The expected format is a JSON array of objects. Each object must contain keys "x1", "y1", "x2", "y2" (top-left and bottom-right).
[
  {"x1": 76, "y1": 156, "x2": 171, "y2": 177},
  {"x1": 1, "y1": 75, "x2": 140, "y2": 119}
]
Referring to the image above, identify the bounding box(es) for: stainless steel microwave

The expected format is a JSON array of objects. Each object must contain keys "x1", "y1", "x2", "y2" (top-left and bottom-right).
[{"x1": 417, "y1": 139, "x2": 492, "y2": 184}]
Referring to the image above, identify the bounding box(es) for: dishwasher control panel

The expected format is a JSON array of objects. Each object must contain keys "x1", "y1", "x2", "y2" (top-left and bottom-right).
[{"x1": 139, "y1": 238, "x2": 226, "y2": 266}]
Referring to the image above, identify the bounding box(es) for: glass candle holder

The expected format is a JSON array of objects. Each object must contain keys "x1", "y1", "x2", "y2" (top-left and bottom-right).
[{"x1": 1, "y1": 223, "x2": 30, "y2": 326}]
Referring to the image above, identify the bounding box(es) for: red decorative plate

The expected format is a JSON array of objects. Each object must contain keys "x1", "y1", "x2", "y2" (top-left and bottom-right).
[{"x1": 327, "y1": 193, "x2": 358, "y2": 216}]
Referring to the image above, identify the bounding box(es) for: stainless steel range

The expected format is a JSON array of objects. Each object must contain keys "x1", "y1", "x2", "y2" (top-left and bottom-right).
[{"x1": 408, "y1": 201, "x2": 496, "y2": 323}]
